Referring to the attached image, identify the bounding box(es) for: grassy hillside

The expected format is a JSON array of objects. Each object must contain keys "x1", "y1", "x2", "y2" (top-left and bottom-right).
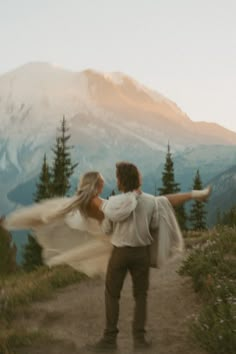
[
  {"x1": 0, "y1": 265, "x2": 86, "y2": 354},
  {"x1": 180, "y1": 227, "x2": 236, "y2": 354}
]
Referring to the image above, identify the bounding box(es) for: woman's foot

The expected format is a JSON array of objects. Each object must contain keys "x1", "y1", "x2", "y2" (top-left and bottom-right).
[{"x1": 191, "y1": 185, "x2": 212, "y2": 201}]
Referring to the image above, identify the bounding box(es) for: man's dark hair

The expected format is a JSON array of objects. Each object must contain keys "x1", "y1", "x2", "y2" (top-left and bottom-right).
[{"x1": 116, "y1": 161, "x2": 141, "y2": 192}]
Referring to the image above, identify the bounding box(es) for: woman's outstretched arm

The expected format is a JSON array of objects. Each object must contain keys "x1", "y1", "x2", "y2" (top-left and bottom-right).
[{"x1": 164, "y1": 186, "x2": 212, "y2": 207}]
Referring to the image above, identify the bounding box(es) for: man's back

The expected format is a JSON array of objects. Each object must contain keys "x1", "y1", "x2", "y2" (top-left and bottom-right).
[{"x1": 105, "y1": 192, "x2": 158, "y2": 247}]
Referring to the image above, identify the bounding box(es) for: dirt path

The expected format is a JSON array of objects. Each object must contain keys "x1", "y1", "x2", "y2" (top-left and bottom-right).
[{"x1": 14, "y1": 254, "x2": 207, "y2": 354}]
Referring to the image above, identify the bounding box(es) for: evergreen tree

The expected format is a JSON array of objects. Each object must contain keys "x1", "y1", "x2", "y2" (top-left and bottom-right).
[
  {"x1": 158, "y1": 143, "x2": 179, "y2": 195},
  {"x1": 22, "y1": 155, "x2": 49, "y2": 271},
  {"x1": 22, "y1": 234, "x2": 43, "y2": 272},
  {"x1": 34, "y1": 154, "x2": 51, "y2": 202},
  {"x1": 158, "y1": 143, "x2": 187, "y2": 229},
  {"x1": 218, "y1": 206, "x2": 236, "y2": 226},
  {"x1": 0, "y1": 225, "x2": 17, "y2": 276},
  {"x1": 175, "y1": 204, "x2": 187, "y2": 230},
  {"x1": 189, "y1": 169, "x2": 207, "y2": 230},
  {"x1": 51, "y1": 116, "x2": 78, "y2": 197},
  {"x1": 22, "y1": 117, "x2": 78, "y2": 271}
]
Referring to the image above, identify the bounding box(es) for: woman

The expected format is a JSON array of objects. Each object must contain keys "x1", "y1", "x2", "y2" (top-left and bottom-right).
[
  {"x1": 1, "y1": 172, "x2": 112, "y2": 277},
  {"x1": 0, "y1": 170, "x2": 211, "y2": 276}
]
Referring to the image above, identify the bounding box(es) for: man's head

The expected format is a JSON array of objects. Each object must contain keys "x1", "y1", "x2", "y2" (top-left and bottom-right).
[{"x1": 116, "y1": 161, "x2": 141, "y2": 192}]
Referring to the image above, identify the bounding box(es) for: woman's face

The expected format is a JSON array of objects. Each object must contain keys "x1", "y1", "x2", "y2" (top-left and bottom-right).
[{"x1": 97, "y1": 175, "x2": 105, "y2": 195}]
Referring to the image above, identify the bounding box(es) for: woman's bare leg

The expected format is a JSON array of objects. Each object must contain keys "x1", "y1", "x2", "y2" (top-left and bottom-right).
[{"x1": 165, "y1": 186, "x2": 212, "y2": 207}]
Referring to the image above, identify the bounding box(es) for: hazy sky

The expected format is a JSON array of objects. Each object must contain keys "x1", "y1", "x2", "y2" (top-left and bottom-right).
[{"x1": 0, "y1": 0, "x2": 235, "y2": 132}]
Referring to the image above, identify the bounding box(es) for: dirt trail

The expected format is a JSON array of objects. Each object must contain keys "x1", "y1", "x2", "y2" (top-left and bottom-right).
[{"x1": 15, "y1": 254, "x2": 207, "y2": 354}]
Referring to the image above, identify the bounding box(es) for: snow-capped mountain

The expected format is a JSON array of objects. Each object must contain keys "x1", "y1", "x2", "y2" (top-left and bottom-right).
[{"x1": 0, "y1": 62, "x2": 236, "y2": 215}]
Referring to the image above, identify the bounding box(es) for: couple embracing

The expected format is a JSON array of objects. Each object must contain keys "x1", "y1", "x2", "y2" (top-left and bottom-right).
[{"x1": 1, "y1": 161, "x2": 211, "y2": 352}]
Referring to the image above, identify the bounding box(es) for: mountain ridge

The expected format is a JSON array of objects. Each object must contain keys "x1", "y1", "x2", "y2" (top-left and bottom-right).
[{"x1": 0, "y1": 62, "x2": 235, "y2": 217}]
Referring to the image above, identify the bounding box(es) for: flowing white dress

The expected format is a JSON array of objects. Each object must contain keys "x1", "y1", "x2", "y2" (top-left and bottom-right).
[{"x1": 3, "y1": 193, "x2": 183, "y2": 277}]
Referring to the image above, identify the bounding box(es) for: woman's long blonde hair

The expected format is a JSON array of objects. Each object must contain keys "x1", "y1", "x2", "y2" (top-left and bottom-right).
[{"x1": 60, "y1": 171, "x2": 103, "y2": 217}]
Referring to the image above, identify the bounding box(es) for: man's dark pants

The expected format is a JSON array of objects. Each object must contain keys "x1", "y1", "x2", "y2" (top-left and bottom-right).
[{"x1": 104, "y1": 245, "x2": 150, "y2": 342}]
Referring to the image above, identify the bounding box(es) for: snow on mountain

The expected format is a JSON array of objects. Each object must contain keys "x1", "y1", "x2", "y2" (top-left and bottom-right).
[
  {"x1": 0, "y1": 62, "x2": 90, "y2": 135},
  {"x1": 1, "y1": 62, "x2": 235, "y2": 148},
  {"x1": 0, "y1": 62, "x2": 236, "y2": 215}
]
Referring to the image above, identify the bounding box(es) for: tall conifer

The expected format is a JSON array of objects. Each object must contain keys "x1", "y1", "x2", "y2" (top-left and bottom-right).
[
  {"x1": 22, "y1": 234, "x2": 44, "y2": 272},
  {"x1": 158, "y1": 143, "x2": 187, "y2": 229},
  {"x1": 22, "y1": 155, "x2": 50, "y2": 271},
  {"x1": 219, "y1": 206, "x2": 236, "y2": 226},
  {"x1": 51, "y1": 116, "x2": 78, "y2": 196},
  {"x1": 34, "y1": 154, "x2": 51, "y2": 201},
  {"x1": 189, "y1": 169, "x2": 207, "y2": 230},
  {"x1": 158, "y1": 143, "x2": 179, "y2": 195},
  {"x1": 22, "y1": 117, "x2": 78, "y2": 271}
]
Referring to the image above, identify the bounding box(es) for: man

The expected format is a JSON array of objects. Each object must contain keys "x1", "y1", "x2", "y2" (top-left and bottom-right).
[
  {"x1": 90, "y1": 161, "x2": 211, "y2": 352},
  {"x1": 92, "y1": 161, "x2": 159, "y2": 351}
]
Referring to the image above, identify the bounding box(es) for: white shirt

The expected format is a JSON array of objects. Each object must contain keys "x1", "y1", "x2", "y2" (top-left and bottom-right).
[{"x1": 101, "y1": 192, "x2": 159, "y2": 247}]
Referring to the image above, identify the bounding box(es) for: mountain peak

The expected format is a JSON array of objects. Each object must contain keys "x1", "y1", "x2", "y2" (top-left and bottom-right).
[{"x1": 0, "y1": 62, "x2": 235, "y2": 147}]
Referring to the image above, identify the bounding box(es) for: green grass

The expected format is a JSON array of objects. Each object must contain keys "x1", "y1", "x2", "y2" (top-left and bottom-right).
[
  {"x1": 179, "y1": 226, "x2": 236, "y2": 354},
  {"x1": 0, "y1": 329, "x2": 49, "y2": 354},
  {"x1": 0, "y1": 264, "x2": 86, "y2": 321},
  {"x1": 0, "y1": 264, "x2": 86, "y2": 354}
]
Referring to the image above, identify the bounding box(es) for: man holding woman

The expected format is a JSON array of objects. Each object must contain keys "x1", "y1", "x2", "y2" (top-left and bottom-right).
[
  {"x1": 0, "y1": 161, "x2": 211, "y2": 351},
  {"x1": 89, "y1": 161, "x2": 211, "y2": 351}
]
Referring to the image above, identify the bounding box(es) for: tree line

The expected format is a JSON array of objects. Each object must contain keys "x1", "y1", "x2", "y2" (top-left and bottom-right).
[
  {"x1": 0, "y1": 116, "x2": 78, "y2": 275},
  {"x1": 1, "y1": 117, "x2": 235, "y2": 275}
]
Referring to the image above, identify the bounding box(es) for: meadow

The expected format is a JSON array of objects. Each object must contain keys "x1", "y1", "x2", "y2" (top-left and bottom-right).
[
  {"x1": 0, "y1": 227, "x2": 235, "y2": 354},
  {"x1": 181, "y1": 227, "x2": 236, "y2": 354}
]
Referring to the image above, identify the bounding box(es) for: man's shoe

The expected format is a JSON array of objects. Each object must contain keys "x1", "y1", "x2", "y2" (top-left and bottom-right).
[
  {"x1": 87, "y1": 337, "x2": 117, "y2": 352},
  {"x1": 134, "y1": 337, "x2": 152, "y2": 350}
]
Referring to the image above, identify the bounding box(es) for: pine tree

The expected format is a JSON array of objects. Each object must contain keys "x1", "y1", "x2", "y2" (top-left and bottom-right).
[
  {"x1": 189, "y1": 169, "x2": 207, "y2": 230},
  {"x1": 218, "y1": 206, "x2": 236, "y2": 226},
  {"x1": 175, "y1": 204, "x2": 187, "y2": 230},
  {"x1": 22, "y1": 117, "x2": 78, "y2": 271},
  {"x1": 22, "y1": 155, "x2": 49, "y2": 271},
  {"x1": 34, "y1": 154, "x2": 51, "y2": 202},
  {"x1": 158, "y1": 143, "x2": 179, "y2": 195},
  {"x1": 0, "y1": 225, "x2": 17, "y2": 276},
  {"x1": 158, "y1": 143, "x2": 187, "y2": 229},
  {"x1": 51, "y1": 116, "x2": 78, "y2": 197},
  {"x1": 22, "y1": 234, "x2": 43, "y2": 272}
]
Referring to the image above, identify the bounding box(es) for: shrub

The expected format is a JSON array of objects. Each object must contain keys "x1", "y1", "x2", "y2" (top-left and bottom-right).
[{"x1": 179, "y1": 226, "x2": 236, "y2": 354}]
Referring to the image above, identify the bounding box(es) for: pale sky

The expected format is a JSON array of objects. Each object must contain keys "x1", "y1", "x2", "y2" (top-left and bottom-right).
[{"x1": 0, "y1": 0, "x2": 235, "y2": 132}]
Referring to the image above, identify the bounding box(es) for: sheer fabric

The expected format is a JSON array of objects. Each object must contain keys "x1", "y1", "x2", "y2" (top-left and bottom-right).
[{"x1": 4, "y1": 194, "x2": 183, "y2": 276}]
